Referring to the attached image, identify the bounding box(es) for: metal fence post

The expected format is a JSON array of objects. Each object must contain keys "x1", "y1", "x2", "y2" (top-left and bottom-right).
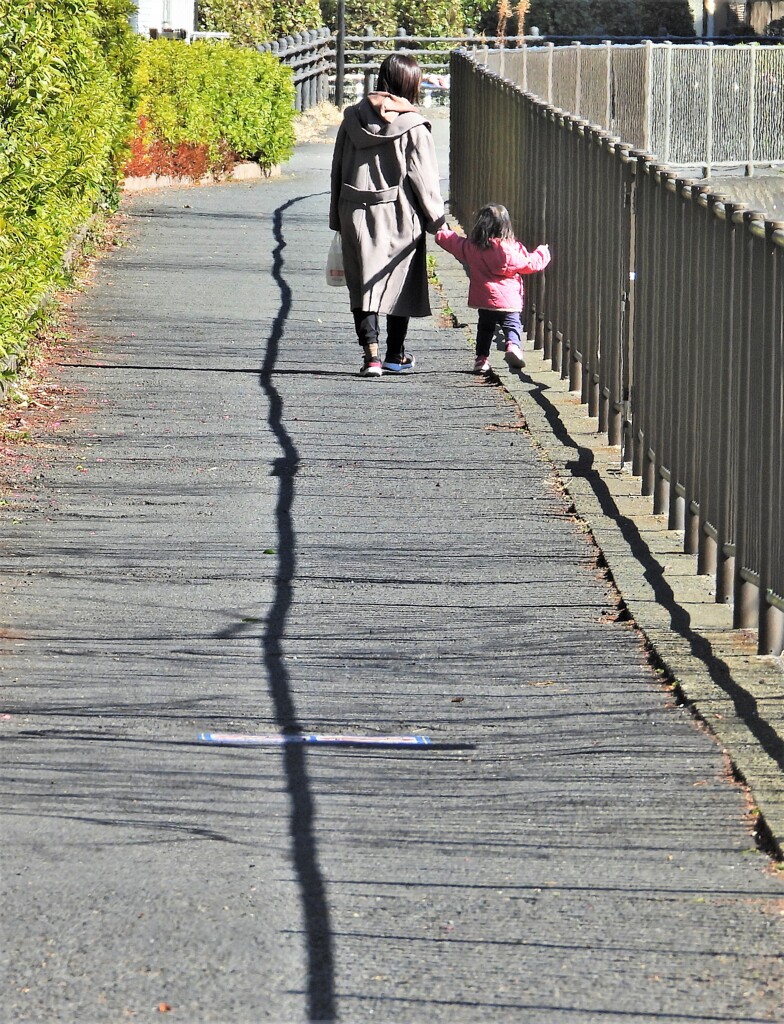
[
  {"x1": 747, "y1": 44, "x2": 757, "y2": 175},
  {"x1": 522, "y1": 39, "x2": 528, "y2": 93},
  {"x1": 664, "y1": 41, "x2": 673, "y2": 164},
  {"x1": 706, "y1": 43, "x2": 714, "y2": 177},
  {"x1": 363, "y1": 26, "x2": 374, "y2": 95},
  {"x1": 547, "y1": 41, "x2": 554, "y2": 105},
  {"x1": 574, "y1": 41, "x2": 581, "y2": 117},
  {"x1": 643, "y1": 39, "x2": 653, "y2": 154},
  {"x1": 605, "y1": 39, "x2": 612, "y2": 131}
]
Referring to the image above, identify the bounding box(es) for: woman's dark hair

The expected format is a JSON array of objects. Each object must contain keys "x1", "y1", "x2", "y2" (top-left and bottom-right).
[
  {"x1": 376, "y1": 53, "x2": 422, "y2": 104},
  {"x1": 470, "y1": 204, "x2": 515, "y2": 248}
]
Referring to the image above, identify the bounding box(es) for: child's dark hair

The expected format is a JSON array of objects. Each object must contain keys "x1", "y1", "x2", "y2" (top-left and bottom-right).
[{"x1": 470, "y1": 204, "x2": 515, "y2": 249}]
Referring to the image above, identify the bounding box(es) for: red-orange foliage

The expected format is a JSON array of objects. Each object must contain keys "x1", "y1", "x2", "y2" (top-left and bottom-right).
[{"x1": 122, "y1": 117, "x2": 237, "y2": 180}]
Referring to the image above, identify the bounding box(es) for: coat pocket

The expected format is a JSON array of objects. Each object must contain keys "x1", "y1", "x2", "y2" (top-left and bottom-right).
[{"x1": 340, "y1": 184, "x2": 399, "y2": 205}]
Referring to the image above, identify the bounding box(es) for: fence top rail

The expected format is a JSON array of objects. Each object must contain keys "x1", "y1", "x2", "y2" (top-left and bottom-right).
[
  {"x1": 465, "y1": 38, "x2": 784, "y2": 53},
  {"x1": 344, "y1": 33, "x2": 516, "y2": 44}
]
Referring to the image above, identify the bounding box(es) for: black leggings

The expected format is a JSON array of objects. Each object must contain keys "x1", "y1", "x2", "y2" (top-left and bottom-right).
[{"x1": 353, "y1": 310, "x2": 409, "y2": 357}]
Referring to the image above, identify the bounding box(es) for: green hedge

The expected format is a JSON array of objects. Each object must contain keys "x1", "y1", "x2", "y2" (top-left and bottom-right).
[
  {"x1": 198, "y1": 0, "x2": 322, "y2": 44},
  {"x1": 0, "y1": 0, "x2": 132, "y2": 376},
  {"x1": 127, "y1": 40, "x2": 295, "y2": 175},
  {"x1": 0, "y1": 6, "x2": 296, "y2": 381}
]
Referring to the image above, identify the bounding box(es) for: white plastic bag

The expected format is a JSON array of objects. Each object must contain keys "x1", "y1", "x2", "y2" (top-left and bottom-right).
[{"x1": 325, "y1": 231, "x2": 346, "y2": 287}]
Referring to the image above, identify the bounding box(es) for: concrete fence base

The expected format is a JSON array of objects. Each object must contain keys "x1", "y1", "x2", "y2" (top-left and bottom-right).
[{"x1": 122, "y1": 161, "x2": 281, "y2": 192}]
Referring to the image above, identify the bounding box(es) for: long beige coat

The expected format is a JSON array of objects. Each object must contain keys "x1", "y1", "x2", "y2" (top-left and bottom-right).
[{"x1": 329, "y1": 93, "x2": 445, "y2": 317}]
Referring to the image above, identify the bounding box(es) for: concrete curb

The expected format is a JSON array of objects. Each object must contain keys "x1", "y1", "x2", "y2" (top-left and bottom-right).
[
  {"x1": 122, "y1": 161, "x2": 280, "y2": 192},
  {"x1": 432, "y1": 242, "x2": 784, "y2": 858}
]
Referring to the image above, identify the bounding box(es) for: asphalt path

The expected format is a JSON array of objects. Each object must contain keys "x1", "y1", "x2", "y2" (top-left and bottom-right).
[{"x1": 1, "y1": 116, "x2": 783, "y2": 1023}]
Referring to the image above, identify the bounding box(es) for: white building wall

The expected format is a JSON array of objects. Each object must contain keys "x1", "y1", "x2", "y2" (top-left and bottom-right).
[{"x1": 131, "y1": 0, "x2": 195, "y2": 36}]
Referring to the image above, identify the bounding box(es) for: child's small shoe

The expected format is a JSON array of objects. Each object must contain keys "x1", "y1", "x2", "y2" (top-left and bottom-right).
[
  {"x1": 504, "y1": 343, "x2": 525, "y2": 369},
  {"x1": 473, "y1": 355, "x2": 491, "y2": 374}
]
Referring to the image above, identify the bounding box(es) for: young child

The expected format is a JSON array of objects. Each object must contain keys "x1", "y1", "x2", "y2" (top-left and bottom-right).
[{"x1": 435, "y1": 204, "x2": 550, "y2": 374}]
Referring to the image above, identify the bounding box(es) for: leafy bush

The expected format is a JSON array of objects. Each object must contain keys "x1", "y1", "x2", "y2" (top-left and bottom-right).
[
  {"x1": 126, "y1": 40, "x2": 295, "y2": 176},
  {"x1": 94, "y1": 0, "x2": 142, "y2": 110},
  {"x1": 640, "y1": 0, "x2": 695, "y2": 36},
  {"x1": 321, "y1": 0, "x2": 481, "y2": 36},
  {"x1": 524, "y1": 0, "x2": 595, "y2": 35},
  {"x1": 0, "y1": 0, "x2": 130, "y2": 374},
  {"x1": 272, "y1": 0, "x2": 322, "y2": 36},
  {"x1": 479, "y1": 0, "x2": 696, "y2": 36},
  {"x1": 198, "y1": 0, "x2": 322, "y2": 42}
]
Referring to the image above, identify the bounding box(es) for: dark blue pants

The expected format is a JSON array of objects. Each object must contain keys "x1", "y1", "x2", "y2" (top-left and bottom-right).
[{"x1": 475, "y1": 309, "x2": 522, "y2": 358}]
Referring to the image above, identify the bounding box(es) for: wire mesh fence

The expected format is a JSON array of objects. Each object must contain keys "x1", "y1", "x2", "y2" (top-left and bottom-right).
[{"x1": 487, "y1": 40, "x2": 784, "y2": 172}]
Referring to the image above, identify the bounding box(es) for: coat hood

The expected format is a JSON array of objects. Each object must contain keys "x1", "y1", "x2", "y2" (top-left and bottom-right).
[{"x1": 342, "y1": 93, "x2": 431, "y2": 149}]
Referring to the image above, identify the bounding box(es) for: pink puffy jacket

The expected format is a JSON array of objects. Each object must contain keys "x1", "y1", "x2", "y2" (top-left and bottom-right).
[{"x1": 435, "y1": 227, "x2": 550, "y2": 311}]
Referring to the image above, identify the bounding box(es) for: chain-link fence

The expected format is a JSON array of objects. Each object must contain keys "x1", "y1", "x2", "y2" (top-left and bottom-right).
[{"x1": 483, "y1": 40, "x2": 784, "y2": 173}]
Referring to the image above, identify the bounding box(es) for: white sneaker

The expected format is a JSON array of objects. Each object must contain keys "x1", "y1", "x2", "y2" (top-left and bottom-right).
[{"x1": 504, "y1": 344, "x2": 525, "y2": 369}]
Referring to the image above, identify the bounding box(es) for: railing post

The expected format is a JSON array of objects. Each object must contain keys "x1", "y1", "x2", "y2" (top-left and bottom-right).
[
  {"x1": 574, "y1": 41, "x2": 581, "y2": 117},
  {"x1": 605, "y1": 39, "x2": 612, "y2": 131},
  {"x1": 747, "y1": 44, "x2": 757, "y2": 174},
  {"x1": 320, "y1": 27, "x2": 330, "y2": 104},
  {"x1": 363, "y1": 25, "x2": 374, "y2": 95},
  {"x1": 522, "y1": 38, "x2": 528, "y2": 93},
  {"x1": 664, "y1": 41, "x2": 673, "y2": 163},
  {"x1": 547, "y1": 41, "x2": 554, "y2": 105},
  {"x1": 757, "y1": 218, "x2": 784, "y2": 655},
  {"x1": 643, "y1": 39, "x2": 653, "y2": 154},
  {"x1": 705, "y1": 42, "x2": 714, "y2": 177}
]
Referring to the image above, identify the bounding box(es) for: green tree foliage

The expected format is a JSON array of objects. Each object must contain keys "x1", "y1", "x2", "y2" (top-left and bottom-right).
[
  {"x1": 94, "y1": 0, "x2": 142, "y2": 108},
  {"x1": 639, "y1": 0, "x2": 695, "y2": 36},
  {"x1": 321, "y1": 0, "x2": 481, "y2": 35},
  {"x1": 590, "y1": 0, "x2": 640, "y2": 34},
  {"x1": 524, "y1": 0, "x2": 594, "y2": 34},
  {"x1": 479, "y1": 0, "x2": 696, "y2": 36},
  {"x1": 273, "y1": 0, "x2": 322, "y2": 35},
  {"x1": 198, "y1": 0, "x2": 322, "y2": 42},
  {"x1": 0, "y1": 0, "x2": 129, "y2": 371},
  {"x1": 396, "y1": 0, "x2": 466, "y2": 35},
  {"x1": 320, "y1": 0, "x2": 397, "y2": 35},
  {"x1": 199, "y1": 0, "x2": 273, "y2": 42}
]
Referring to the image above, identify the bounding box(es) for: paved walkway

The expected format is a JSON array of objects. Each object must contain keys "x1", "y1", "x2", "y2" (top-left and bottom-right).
[{"x1": 1, "y1": 114, "x2": 783, "y2": 1023}]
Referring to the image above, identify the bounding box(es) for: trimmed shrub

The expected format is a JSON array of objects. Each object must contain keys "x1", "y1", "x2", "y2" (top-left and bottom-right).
[
  {"x1": 198, "y1": 0, "x2": 322, "y2": 43},
  {"x1": 0, "y1": 0, "x2": 130, "y2": 375},
  {"x1": 126, "y1": 40, "x2": 295, "y2": 177},
  {"x1": 199, "y1": 0, "x2": 273, "y2": 43},
  {"x1": 321, "y1": 0, "x2": 483, "y2": 36}
]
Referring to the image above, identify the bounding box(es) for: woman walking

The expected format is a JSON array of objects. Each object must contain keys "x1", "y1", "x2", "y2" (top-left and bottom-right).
[{"x1": 329, "y1": 53, "x2": 445, "y2": 377}]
